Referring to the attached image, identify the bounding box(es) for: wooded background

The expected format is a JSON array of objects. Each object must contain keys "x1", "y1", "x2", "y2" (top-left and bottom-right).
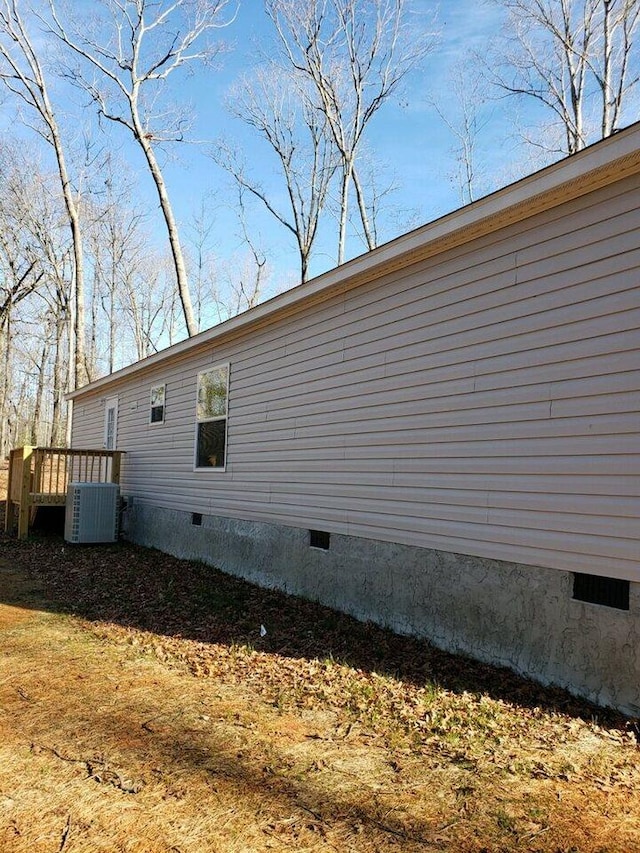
[{"x1": 1, "y1": 0, "x2": 638, "y2": 454}]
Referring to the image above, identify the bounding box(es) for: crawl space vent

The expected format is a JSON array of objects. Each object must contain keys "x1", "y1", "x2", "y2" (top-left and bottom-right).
[
  {"x1": 572, "y1": 572, "x2": 629, "y2": 610},
  {"x1": 309, "y1": 529, "x2": 330, "y2": 550}
]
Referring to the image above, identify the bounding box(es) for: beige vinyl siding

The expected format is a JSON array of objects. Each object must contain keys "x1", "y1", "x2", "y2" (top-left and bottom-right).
[
  {"x1": 72, "y1": 174, "x2": 640, "y2": 581},
  {"x1": 71, "y1": 400, "x2": 106, "y2": 448}
]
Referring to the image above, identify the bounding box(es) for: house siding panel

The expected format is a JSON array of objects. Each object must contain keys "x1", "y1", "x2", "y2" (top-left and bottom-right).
[{"x1": 71, "y1": 175, "x2": 640, "y2": 581}]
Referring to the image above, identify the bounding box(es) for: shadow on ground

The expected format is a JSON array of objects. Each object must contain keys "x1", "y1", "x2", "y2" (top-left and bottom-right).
[{"x1": 0, "y1": 500, "x2": 632, "y2": 731}]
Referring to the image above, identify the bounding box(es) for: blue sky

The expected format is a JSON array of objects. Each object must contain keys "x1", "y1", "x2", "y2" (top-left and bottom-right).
[
  {"x1": 113, "y1": 0, "x2": 526, "y2": 288},
  {"x1": 0, "y1": 1, "x2": 596, "y2": 303}
]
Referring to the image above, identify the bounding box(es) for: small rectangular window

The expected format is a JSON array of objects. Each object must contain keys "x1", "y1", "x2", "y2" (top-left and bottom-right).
[
  {"x1": 104, "y1": 397, "x2": 118, "y2": 450},
  {"x1": 150, "y1": 384, "x2": 165, "y2": 424},
  {"x1": 573, "y1": 572, "x2": 630, "y2": 610},
  {"x1": 195, "y1": 364, "x2": 229, "y2": 469}
]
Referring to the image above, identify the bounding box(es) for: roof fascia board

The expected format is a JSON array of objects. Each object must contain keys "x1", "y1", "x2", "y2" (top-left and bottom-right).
[{"x1": 68, "y1": 123, "x2": 640, "y2": 401}]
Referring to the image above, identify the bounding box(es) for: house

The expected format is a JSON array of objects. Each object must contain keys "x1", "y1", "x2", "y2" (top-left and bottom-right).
[{"x1": 68, "y1": 124, "x2": 640, "y2": 715}]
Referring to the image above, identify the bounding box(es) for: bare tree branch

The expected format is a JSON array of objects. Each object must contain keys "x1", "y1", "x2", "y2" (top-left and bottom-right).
[
  {"x1": 265, "y1": 0, "x2": 436, "y2": 263},
  {"x1": 488, "y1": 0, "x2": 640, "y2": 154},
  {"x1": 0, "y1": 0, "x2": 88, "y2": 388},
  {"x1": 46, "y1": 0, "x2": 236, "y2": 338},
  {"x1": 430, "y1": 60, "x2": 493, "y2": 204},
  {"x1": 216, "y1": 63, "x2": 337, "y2": 283}
]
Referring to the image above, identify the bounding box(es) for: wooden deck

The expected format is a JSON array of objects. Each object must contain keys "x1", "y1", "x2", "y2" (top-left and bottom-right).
[{"x1": 4, "y1": 446, "x2": 124, "y2": 539}]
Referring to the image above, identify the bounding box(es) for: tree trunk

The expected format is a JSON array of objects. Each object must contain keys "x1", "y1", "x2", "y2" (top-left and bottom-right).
[
  {"x1": 30, "y1": 338, "x2": 49, "y2": 445},
  {"x1": 352, "y1": 165, "x2": 376, "y2": 251},
  {"x1": 0, "y1": 315, "x2": 12, "y2": 457},
  {"x1": 41, "y1": 81, "x2": 87, "y2": 390},
  {"x1": 51, "y1": 310, "x2": 68, "y2": 446},
  {"x1": 132, "y1": 112, "x2": 198, "y2": 337},
  {"x1": 337, "y1": 166, "x2": 351, "y2": 266},
  {"x1": 109, "y1": 264, "x2": 116, "y2": 374}
]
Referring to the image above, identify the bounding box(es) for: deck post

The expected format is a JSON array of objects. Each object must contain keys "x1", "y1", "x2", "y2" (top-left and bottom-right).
[
  {"x1": 17, "y1": 445, "x2": 33, "y2": 540},
  {"x1": 4, "y1": 449, "x2": 16, "y2": 533},
  {"x1": 111, "y1": 451, "x2": 122, "y2": 485}
]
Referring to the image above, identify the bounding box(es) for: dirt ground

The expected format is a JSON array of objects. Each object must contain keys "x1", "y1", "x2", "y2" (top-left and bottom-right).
[{"x1": 1, "y1": 465, "x2": 639, "y2": 852}]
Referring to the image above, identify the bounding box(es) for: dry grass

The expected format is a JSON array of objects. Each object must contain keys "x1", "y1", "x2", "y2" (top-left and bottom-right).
[{"x1": 1, "y1": 464, "x2": 639, "y2": 852}]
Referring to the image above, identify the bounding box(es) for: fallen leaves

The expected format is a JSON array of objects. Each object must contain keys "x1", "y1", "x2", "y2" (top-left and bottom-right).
[{"x1": 1, "y1": 510, "x2": 639, "y2": 851}]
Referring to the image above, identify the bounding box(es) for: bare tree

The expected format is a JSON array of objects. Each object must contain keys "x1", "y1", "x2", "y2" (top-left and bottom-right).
[
  {"x1": 0, "y1": 237, "x2": 42, "y2": 331},
  {"x1": 0, "y1": 142, "x2": 77, "y2": 451},
  {"x1": 185, "y1": 196, "x2": 218, "y2": 331},
  {"x1": 266, "y1": 0, "x2": 435, "y2": 263},
  {"x1": 119, "y1": 256, "x2": 179, "y2": 360},
  {"x1": 185, "y1": 188, "x2": 271, "y2": 325},
  {"x1": 218, "y1": 185, "x2": 269, "y2": 318},
  {"x1": 47, "y1": 0, "x2": 234, "y2": 338},
  {"x1": 216, "y1": 64, "x2": 337, "y2": 283},
  {"x1": 430, "y1": 61, "x2": 493, "y2": 205},
  {"x1": 0, "y1": 317, "x2": 13, "y2": 455},
  {"x1": 27, "y1": 331, "x2": 50, "y2": 445},
  {"x1": 4, "y1": 146, "x2": 80, "y2": 445},
  {"x1": 83, "y1": 154, "x2": 150, "y2": 376},
  {"x1": 490, "y1": 0, "x2": 640, "y2": 154},
  {"x1": 45, "y1": 270, "x2": 73, "y2": 445},
  {"x1": 30, "y1": 206, "x2": 74, "y2": 445},
  {"x1": 591, "y1": 0, "x2": 640, "y2": 136},
  {"x1": 0, "y1": 0, "x2": 88, "y2": 388},
  {"x1": 0, "y1": 147, "x2": 46, "y2": 330}
]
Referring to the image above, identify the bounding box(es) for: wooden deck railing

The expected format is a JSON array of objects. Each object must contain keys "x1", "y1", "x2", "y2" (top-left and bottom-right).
[{"x1": 5, "y1": 446, "x2": 124, "y2": 539}]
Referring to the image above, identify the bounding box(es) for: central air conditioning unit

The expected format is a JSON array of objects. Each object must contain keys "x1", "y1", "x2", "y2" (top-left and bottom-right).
[{"x1": 64, "y1": 482, "x2": 120, "y2": 544}]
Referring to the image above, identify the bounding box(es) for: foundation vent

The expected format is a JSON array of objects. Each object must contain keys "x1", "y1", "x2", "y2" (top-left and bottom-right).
[
  {"x1": 309, "y1": 529, "x2": 330, "y2": 550},
  {"x1": 572, "y1": 572, "x2": 630, "y2": 610}
]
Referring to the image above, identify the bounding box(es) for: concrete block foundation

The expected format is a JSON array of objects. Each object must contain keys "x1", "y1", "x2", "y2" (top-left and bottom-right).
[{"x1": 122, "y1": 501, "x2": 640, "y2": 716}]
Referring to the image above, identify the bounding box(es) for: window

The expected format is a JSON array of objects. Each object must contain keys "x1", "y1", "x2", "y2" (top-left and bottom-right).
[
  {"x1": 150, "y1": 384, "x2": 165, "y2": 424},
  {"x1": 104, "y1": 397, "x2": 118, "y2": 450},
  {"x1": 195, "y1": 364, "x2": 229, "y2": 469}
]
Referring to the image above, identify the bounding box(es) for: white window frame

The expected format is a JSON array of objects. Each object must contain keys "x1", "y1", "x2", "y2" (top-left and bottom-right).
[
  {"x1": 149, "y1": 383, "x2": 166, "y2": 425},
  {"x1": 104, "y1": 396, "x2": 118, "y2": 450},
  {"x1": 194, "y1": 363, "x2": 229, "y2": 471}
]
